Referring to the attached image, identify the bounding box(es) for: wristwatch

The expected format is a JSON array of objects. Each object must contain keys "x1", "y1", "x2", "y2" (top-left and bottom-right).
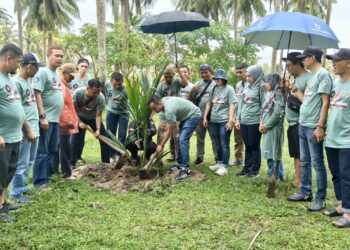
[{"x1": 39, "y1": 114, "x2": 46, "y2": 120}]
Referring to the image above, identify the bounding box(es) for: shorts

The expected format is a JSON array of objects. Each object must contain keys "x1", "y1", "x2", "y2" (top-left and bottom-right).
[{"x1": 287, "y1": 124, "x2": 300, "y2": 159}]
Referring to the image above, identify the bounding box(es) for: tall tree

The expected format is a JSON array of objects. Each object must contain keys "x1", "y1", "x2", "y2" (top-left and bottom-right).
[
  {"x1": 176, "y1": 0, "x2": 227, "y2": 21},
  {"x1": 0, "y1": 7, "x2": 11, "y2": 26},
  {"x1": 107, "y1": 0, "x2": 120, "y2": 23},
  {"x1": 96, "y1": 0, "x2": 106, "y2": 81},
  {"x1": 14, "y1": 0, "x2": 23, "y2": 50}
]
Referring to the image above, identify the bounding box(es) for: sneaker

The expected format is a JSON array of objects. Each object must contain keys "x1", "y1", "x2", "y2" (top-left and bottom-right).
[
  {"x1": 38, "y1": 184, "x2": 52, "y2": 192},
  {"x1": 209, "y1": 163, "x2": 223, "y2": 171},
  {"x1": 308, "y1": 200, "x2": 326, "y2": 212},
  {"x1": 175, "y1": 169, "x2": 190, "y2": 180},
  {"x1": 288, "y1": 193, "x2": 313, "y2": 202},
  {"x1": 166, "y1": 165, "x2": 180, "y2": 174},
  {"x1": 23, "y1": 189, "x2": 37, "y2": 196},
  {"x1": 247, "y1": 173, "x2": 260, "y2": 179},
  {"x1": 167, "y1": 154, "x2": 176, "y2": 162},
  {"x1": 229, "y1": 160, "x2": 243, "y2": 167},
  {"x1": 236, "y1": 170, "x2": 249, "y2": 177},
  {"x1": 11, "y1": 195, "x2": 32, "y2": 204},
  {"x1": 194, "y1": 158, "x2": 203, "y2": 166},
  {"x1": 215, "y1": 166, "x2": 228, "y2": 176},
  {"x1": 63, "y1": 175, "x2": 77, "y2": 180},
  {"x1": 2, "y1": 202, "x2": 20, "y2": 211},
  {"x1": 0, "y1": 208, "x2": 15, "y2": 223}
]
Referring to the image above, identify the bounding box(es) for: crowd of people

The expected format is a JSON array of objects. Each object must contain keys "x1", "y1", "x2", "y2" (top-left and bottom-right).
[{"x1": 1, "y1": 43, "x2": 350, "y2": 229}]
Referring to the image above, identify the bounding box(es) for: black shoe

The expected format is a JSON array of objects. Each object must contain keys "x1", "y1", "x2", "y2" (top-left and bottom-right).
[
  {"x1": 236, "y1": 170, "x2": 249, "y2": 177},
  {"x1": 0, "y1": 209, "x2": 15, "y2": 223},
  {"x1": 176, "y1": 170, "x2": 190, "y2": 180},
  {"x1": 247, "y1": 173, "x2": 260, "y2": 179},
  {"x1": 288, "y1": 193, "x2": 313, "y2": 202},
  {"x1": 194, "y1": 158, "x2": 203, "y2": 166},
  {"x1": 2, "y1": 202, "x2": 20, "y2": 212},
  {"x1": 166, "y1": 165, "x2": 180, "y2": 174}
]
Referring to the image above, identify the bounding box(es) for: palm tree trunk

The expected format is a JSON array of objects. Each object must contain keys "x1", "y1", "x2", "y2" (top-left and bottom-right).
[
  {"x1": 113, "y1": 0, "x2": 120, "y2": 23},
  {"x1": 48, "y1": 32, "x2": 53, "y2": 47},
  {"x1": 232, "y1": 0, "x2": 239, "y2": 39},
  {"x1": 121, "y1": 0, "x2": 129, "y2": 31},
  {"x1": 16, "y1": 0, "x2": 23, "y2": 50},
  {"x1": 271, "y1": 49, "x2": 277, "y2": 73},
  {"x1": 96, "y1": 0, "x2": 106, "y2": 82},
  {"x1": 323, "y1": 0, "x2": 332, "y2": 67}
]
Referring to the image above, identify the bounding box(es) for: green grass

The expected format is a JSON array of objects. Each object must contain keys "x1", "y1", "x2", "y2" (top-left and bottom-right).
[{"x1": 1, "y1": 118, "x2": 350, "y2": 249}]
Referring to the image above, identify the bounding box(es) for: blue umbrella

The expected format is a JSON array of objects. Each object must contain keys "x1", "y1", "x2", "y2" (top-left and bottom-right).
[
  {"x1": 141, "y1": 11, "x2": 210, "y2": 64},
  {"x1": 241, "y1": 12, "x2": 339, "y2": 50}
]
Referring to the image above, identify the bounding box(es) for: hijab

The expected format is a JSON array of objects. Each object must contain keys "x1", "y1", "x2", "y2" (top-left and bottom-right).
[{"x1": 246, "y1": 65, "x2": 264, "y2": 87}]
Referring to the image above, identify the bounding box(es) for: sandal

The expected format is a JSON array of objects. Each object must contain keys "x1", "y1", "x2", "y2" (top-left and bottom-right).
[
  {"x1": 324, "y1": 208, "x2": 343, "y2": 217},
  {"x1": 332, "y1": 216, "x2": 350, "y2": 228}
]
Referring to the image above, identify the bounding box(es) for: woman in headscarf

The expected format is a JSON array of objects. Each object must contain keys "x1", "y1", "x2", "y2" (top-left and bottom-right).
[
  {"x1": 235, "y1": 65, "x2": 265, "y2": 178},
  {"x1": 260, "y1": 73, "x2": 286, "y2": 181}
]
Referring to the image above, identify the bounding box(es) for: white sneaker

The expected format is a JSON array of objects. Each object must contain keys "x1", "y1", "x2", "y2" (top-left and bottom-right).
[
  {"x1": 209, "y1": 163, "x2": 222, "y2": 171},
  {"x1": 215, "y1": 166, "x2": 228, "y2": 176}
]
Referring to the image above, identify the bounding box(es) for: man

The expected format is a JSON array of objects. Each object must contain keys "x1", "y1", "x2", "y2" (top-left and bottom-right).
[
  {"x1": 324, "y1": 49, "x2": 350, "y2": 227},
  {"x1": 0, "y1": 44, "x2": 26, "y2": 223},
  {"x1": 282, "y1": 52, "x2": 311, "y2": 188},
  {"x1": 72, "y1": 79, "x2": 110, "y2": 164},
  {"x1": 33, "y1": 46, "x2": 64, "y2": 189},
  {"x1": 155, "y1": 64, "x2": 188, "y2": 165},
  {"x1": 190, "y1": 64, "x2": 216, "y2": 166},
  {"x1": 178, "y1": 65, "x2": 193, "y2": 99},
  {"x1": 10, "y1": 52, "x2": 43, "y2": 204},
  {"x1": 148, "y1": 96, "x2": 201, "y2": 180},
  {"x1": 288, "y1": 46, "x2": 332, "y2": 212},
  {"x1": 230, "y1": 62, "x2": 247, "y2": 167},
  {"x1": 105, "y1": 72, "x2": 129, "y2": 163},
  {"x1": 69, "y1": 57, "x2": 90, "y2": 92},
  {"x1": 55, "y1": 64, "x2": 79, "y2": 179}
]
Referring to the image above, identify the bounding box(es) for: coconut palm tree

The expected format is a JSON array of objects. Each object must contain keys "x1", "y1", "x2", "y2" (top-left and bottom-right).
[
  {"x1": 96, "y1": 0, "x2": 106, "y2": 81},
  {"x1": 176, "y1": 0, "x2": 227, "y2": 21},
  {"x1": 14, "y1": 0, "x2": 23, "y2": 50},
  {"x1": 0, "y1": 7, "x2": 11, "y2": 26}
]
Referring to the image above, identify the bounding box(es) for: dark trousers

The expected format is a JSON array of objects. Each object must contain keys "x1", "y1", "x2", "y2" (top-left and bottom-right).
[
  {"x1": 126, "y1": 140, "x2": 156, "y2": 160},
  {"x1": 326, "y1": 147, "x2": 350, "y2": 212},
  {"x1": 0, "y1": 142, "x2": 19, "y2": 196},
  {"x1": 71, "y1": 118, "x2": 110, "y2": 164},
  {"x1": 241, "y1": 123, "x2": 262, "y2": 175},
  {"x1": 60, "y1": 135, "x2": 72, "y2": 177},
  {"x1": 70, "y1": 128, "x2": 86, "y2": 166},
  {"x1": 106, "y1": 111, "x2": 129, "y2": 157}
]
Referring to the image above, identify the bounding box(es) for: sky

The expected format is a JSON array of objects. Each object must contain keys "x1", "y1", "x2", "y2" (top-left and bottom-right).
[{"x1": 1, "y1": 0, "x2": 349, "y2": 64}]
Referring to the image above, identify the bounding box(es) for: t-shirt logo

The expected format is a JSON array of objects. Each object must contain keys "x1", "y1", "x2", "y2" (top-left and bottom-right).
[
  {"x1": 4, "y1": 84, "x2": 20, "y2": 102},
  {"x1": 25, "y1": 88, "x2": 35, "y2": 105},
  {"x1": 73, "y1": 84, "x2": 79, "y2": 90},
  {"x1": 304, "y1": 83, "x2": 313, "y2": 98},
  {"x1": 212, "y1": 94, "x2": 226, "y2": 105},
  {"x1": 52, "y1": 77, "x2": 62, "y2": 91},
  {"x1": 330, "y1": 90, "x2": 350, "y2": 109}
]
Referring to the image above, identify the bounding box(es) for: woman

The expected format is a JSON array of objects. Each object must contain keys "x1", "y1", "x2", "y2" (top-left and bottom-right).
[
  {"x1": 235, "y1": 65, "x2": 265, "y2": 178},
  {"x1": 260, "y1": 73, "x2": 285, "y2": 181},
  {"x1": 203, "y1": 69, "x2": 237, "y2": 176}
]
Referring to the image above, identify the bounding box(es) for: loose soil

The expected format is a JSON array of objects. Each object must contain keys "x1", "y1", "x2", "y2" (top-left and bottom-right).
[{"x1": 72, "y1": 163, "x2": 206, "y2": 193}]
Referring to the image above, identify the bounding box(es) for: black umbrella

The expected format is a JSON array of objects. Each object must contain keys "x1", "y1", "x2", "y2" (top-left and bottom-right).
[{"x1": 141, "y1": 11, "x2": 210, "y2": 64}]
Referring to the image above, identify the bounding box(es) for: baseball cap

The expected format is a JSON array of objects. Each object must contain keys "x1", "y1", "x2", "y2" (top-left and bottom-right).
[
  {"x1": 282, "y1": 52, "x2": 302, "y2": 62},
  {"x1": 21, "y1": 52, "x2": 45, "y2": 67},
  {"x1": 296, "y1": 46, "x2": 323, "y2": 59},
  {"x1": 326, "y1": 48, "x2": 350, "y2": 61},
  {"x1": 61, "y1": 63, "x2": 78, "y2": 77},
  {"x1": 199, "y1": 64, "x2": 212, "y2": 72}
]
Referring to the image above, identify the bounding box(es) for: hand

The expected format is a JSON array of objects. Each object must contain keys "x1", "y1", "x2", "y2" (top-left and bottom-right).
[
  {"x1": 79, "y1": 122, "x2": 87, "y2": 129},
  {"x1": 203, "y1": 118, "x2": 208, "y2": 128},
  {"x1": 25, "y1": 128, "x2": 36, "y2": 143},
  {"x1": 234, "y1": 120, "x2": 240, "y2": 130},
  {"x1": 313, "y1": 127, "x2": 325, "y2": 143},
  {"x1": 225, "y1": 121, "x2": 233, "y2": 131},
  {"x1": 259, "y1": 124, "x2": 268, "y2": 134},
  {"x1": 40, "y1": 119, "x2": 49, "y2": 130},
  {"x1": 135, "y1": 139, "x2": 141, "y2": 149},
  {"x1": 156, "y1": 144, "x2": 164, "y2": 154},
  {"x1": 94, "y1": 129, "x2": 100, "y2": 138},
  {"x1": 0, "y1": 136, "x2": 5, "y2": 150}
]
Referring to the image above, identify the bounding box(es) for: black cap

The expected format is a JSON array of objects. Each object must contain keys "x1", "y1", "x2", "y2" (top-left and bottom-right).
[
  {"x1": 21, "y1": 52, "x2": 45, "y2": 67},
  {"x1": 199, "y1": 64, "x2": 212, "y2": 71},
  {"x1": 282, "y1": 52, "x2": 302, "y2": 62},
  {"x1": 326, "y1": 48, "x2": 350, "y2": 61},
  {"x1": 296, "y1": 46, "x2": 323, "y2": 59},
  {"x1": 77, "y1": 57, "x2": 89, "y2": 65}
]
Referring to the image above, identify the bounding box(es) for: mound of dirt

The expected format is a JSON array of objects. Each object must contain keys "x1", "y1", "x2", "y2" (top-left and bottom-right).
[{"x1": 72, "y1": 164, "x2": 206, "y2": 193}]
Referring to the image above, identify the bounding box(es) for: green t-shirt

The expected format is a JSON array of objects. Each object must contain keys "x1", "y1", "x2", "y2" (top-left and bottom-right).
[
  {"x1": 70, "y1": 76, "x2": 90, "y2": 92},
  {"x1": 33, "y1": 67, "x2": 64, "y2": 122},
  {"x1": 299, "y1": 68, "x2": 332, "y2": 128},
  {"x1": 105, "y1": 81, "x2": 129, "y2": 115},
  {"x1": 195, "y1": 79, "x2": 216, "y2": 115},
  {"x1": 325, "y1": 79, "x2": 350, "y2": 148},
  {"x1": 162, "y1": 97, "x2": 201, "y2": 124},
  {"x1": 179, "y1": 83, "x2": 194, "y2": 99},
  {"x1": 155, "y1": 77, "x2": 183, "y2": 120},
  {"x1": 73, "y1": 87, "x2": 105, "y2": 120},
  {"x1": 239, "y1": 81, "x2": 265, "y2": 125},
  {"x1": 285, "y1": 72, "x2": 311, "y2": 126},
  {"x1": 0, "y1": 73, "x2": 25, "y2": 143},
  {"x1": 13, "y1": 76, "x2": 39, "y2": 137},
  {"x1": 209, "y1": 85, "x2": 237, "y2": 123}
]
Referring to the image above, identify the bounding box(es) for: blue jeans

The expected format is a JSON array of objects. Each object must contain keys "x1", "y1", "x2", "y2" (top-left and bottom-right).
[
  {"x1": 326, "y1": 147, "x2": 350, "y2": 213},
  {"x1": 176, "y1": 116, "x2": 201, "y2": 170},
  {"x1": 299, "y1": 125, "x2": 327, "y2": 201},
  {"x1": 267, "y1": 159, "x2": 284, "y2": 180},
  {"x1": 106, "y1": 111, "x2": 129, "y2": 157},
  {"x1": 33, "y1": 122, "x2": 60, "y2": 187},
  {"x1": 208, "y1": 122, "x2": 232, "y2": 166},
  {"x1": 10, "y1": 138, "x2": 39, "y2": 197}
]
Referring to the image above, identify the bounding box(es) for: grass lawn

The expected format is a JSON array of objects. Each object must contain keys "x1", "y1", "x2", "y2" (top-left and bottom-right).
[{"x1": 1, "y1": 119, "x2": 350, "y2": 249}]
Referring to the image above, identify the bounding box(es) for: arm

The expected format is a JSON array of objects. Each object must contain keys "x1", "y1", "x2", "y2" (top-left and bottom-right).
[
  {"x1": 202, "y1": 102, "x2": 211, "y2": 128},
  {"x1": 22, "y1": 120, "x2": 36, "y2": 143},
  {"x1": 156, "y1": 123, "x2": 176, "y2": 154},
  {"x1": 94, "y1": 111, "x2": 102, "y2": 137},
  {"x1": 0, "y1": 135, "x2": 5, "y2": 150},
  {"x1": 225, "y1": 104, "x2": 236, "y2": 131},
  {"x1": 262, "y1": 94, "x2": 285, "y2": 130},
  {"x1": 313, "y1": 93, "x2": 329, "y2": 142},
  {"x1": 34, "y1": 90, "x2": 49, "y2": 130}
]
